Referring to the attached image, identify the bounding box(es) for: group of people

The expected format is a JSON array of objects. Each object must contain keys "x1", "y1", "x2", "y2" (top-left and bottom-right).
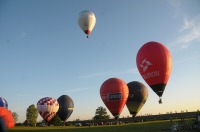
[
  {"x1": 170, "y1": 114, "x2": 200, "y2": 131},
  {"x1": 193, "y1": 114, "x2": 200, "y2": 129}
]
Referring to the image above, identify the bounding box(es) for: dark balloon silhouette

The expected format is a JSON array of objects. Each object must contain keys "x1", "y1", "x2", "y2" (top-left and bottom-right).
[
  {"x1": 136, "y1": 41, "x2": 172, "y2": 103},
  {"x1": 100, "y1": 78, "x2": 129, "y2": 120},
  {"x1": 57, "y1": 95, "x2": 74, "y2": 122},
  {"x1": 0, "y1": 117, "x2": 7, "y2": 132},
  {"x1": 126, "y1": 81, "x2": 148, "y2": 118}
]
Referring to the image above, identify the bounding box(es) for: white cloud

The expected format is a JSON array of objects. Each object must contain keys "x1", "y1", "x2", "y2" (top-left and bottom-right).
[
  {"x1": 17, "y1": 94, "x2": 36, "y2": 97},
  {"x1": 168, "y1": 0, "x2": 181, "y2": 9},
  {"x1": 167, "y1": 0, "x2": 182, "y2": 18},
  {"x1": 173, "y1": 55, "x2": 200, "y2": 64},
  {"x1": 77, "y1": 68, "x2": 137, "y2": 79},
  {"x1": 77, "y1": 72, "x2": 107, "y2": 79},
  {"x1": 171, "y1": 15, "x2": 200, "y2": 49},
  {"x1": 65, "y1": 88, "x2": 89, "y2": 93}
]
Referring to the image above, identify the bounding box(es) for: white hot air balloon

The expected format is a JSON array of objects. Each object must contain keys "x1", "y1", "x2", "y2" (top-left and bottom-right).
[
  {"x1": 37, "y1": 97, "x2": 59, "y2": 122},
  {"x1": 78, "y1": 10, "x2": 96, "y2": 38}
]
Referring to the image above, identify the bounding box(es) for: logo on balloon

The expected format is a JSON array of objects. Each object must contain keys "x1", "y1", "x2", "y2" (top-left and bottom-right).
[
  {"x1": 140, "y1": 58, "x2": 152, "y2": 72},
  {"x1": 128, "y1": 94, "x2": 134, "y2": 99},
  {"x1": 108, "y1": 93, "x2": 122, "y2": 101}
]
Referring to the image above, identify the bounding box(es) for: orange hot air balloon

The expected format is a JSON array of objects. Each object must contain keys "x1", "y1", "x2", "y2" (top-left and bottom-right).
[
  {"x1": 136, "y1": 41, "x2": 172, "y2": 104},
  {"x1": 0, "y1": 107, "x2": 15, "y2": 128},
  {"x1": 100, "y1": 78, "x2": 129, "y2": 119}
]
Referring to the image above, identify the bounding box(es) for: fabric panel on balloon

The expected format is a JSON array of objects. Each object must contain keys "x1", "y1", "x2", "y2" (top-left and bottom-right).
[
  {"x1": 150, "y1": 84, "x2": 166, "y2": 97},
  {"x1": 126, "y1": 99, "x2": 147, "y2": 114}
]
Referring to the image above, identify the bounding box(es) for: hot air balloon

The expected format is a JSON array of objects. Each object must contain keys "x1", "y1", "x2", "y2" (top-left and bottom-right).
[
  {"x1": 57, "y1": 95, "x2": 74, "y2": 123},
  {"x1": 0, "y1": 97, "x2": 8, "y2": 109},
  {"x1": 126, "y1": 81, "x2": 148, "y2": 118},
  {"x1": 37, "y1": 97, "x2": 59, "y2": 122},
  {"x1": 100, "y1": 78, "x2": 129, "y2": 120},
  {"x1": 136, "y1": 41, "x2": 172, "y2": 103},
  {"x1": 78, "y1": 10, "x2": 96, "y2": 38},
  {"x1": 0, "y1": 107, "x2": 15, "y2": 128},
  {"x1": 0, "y1": 117, "x2": 7, "y2": 132}
]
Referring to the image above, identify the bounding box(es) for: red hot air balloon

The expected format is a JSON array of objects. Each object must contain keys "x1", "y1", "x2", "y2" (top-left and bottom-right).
[
  {"x1": 0, "y1": 107, "x2": 15, "y2": 128},
  {"x1": 136, "y1": 41, "x2": 172, "y2": 103},
  {"x1": 100, "y1": 78, "x2": 129, "y2": 120}
]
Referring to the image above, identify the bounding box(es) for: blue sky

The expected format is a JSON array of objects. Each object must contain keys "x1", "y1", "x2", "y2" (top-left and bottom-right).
[{"x1": 0, "y1": 0, "x2": 200, "y2": 123}]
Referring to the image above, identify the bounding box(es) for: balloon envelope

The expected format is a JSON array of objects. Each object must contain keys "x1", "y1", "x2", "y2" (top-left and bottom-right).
[
  {"x1": 126, "y1": 81, "x2": 148, "y2": 118},
  {"x1": 100, "y1": 78, "x2": 129, "y2": 119},
  {"x1": 0, "y1": 117, "x2": 7, "y2": 132},
  {"x1": 0, "y1": 97, "x2": 8, "y2": 109},
  {"x1": 78, "y1": 10, "x2": 96, "y2": 38},
  {"x1": 37, "y1": 97, "x2": 59, "y2": 122},
  {"x1": 136, "y1": 41, "x2": 172, "y2": 102},
  {"x1": 0, "y1": 107, "x2": 15, "y2": 128},
  {"x1": 57, "y1": 95, "x2": 74, "y2": 122}
]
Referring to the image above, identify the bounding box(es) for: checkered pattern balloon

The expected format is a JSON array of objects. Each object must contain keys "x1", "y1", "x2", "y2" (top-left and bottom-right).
[
  {"x1": 0, "y1": 97, "x2": 8, "y2": 109},
  {"x1": 37, "y1": 97, "x2": 59, "y2": 122}
]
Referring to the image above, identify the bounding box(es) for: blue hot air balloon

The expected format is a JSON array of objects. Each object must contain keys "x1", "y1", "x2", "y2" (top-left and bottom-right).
[{"x1": 0, "y1": 97, "x2": 8, "y2": 109}]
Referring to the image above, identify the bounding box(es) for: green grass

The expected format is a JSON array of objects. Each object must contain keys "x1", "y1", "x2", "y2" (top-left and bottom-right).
[{"x1": 8, "y1": 120, "x2": 199, "y2": 132}]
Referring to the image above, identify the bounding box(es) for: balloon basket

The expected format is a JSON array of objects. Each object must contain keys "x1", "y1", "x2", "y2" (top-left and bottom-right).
[{"x1": 159, "y1": 98, "x2": 163, "y2": 104}]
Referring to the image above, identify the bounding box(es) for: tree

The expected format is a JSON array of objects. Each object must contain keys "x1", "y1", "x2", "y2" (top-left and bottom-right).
[
  {"x1": 49, "y1": 115, "x2": 62, "y2": 126},
  {"x1": 23, "y1": 120, "x2": 29, "y2": 126},
  {"x1": 12, "y1": 112, "x2": 19, "y2": 123},
  {"x1": 93, "y1": 106, "x2": 110, "y2": 120},
  {"x1": 26, "y1": 104, "x2": 38, "y2": 126}
]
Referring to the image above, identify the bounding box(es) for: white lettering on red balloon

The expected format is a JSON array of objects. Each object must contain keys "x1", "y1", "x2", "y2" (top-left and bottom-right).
[{"x1": 142, "y1": 70, "x2": 159, "y2": 79}]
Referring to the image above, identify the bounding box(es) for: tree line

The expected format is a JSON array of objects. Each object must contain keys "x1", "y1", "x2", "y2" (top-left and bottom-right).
[
  {"x1": 14, "y1": 105, "x2": 110, "y2": 126},
  {"x1": 15, "y1": 104, "x2": 199, "y2": 126}
]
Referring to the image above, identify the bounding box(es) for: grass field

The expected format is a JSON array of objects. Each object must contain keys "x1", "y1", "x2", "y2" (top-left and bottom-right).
[{"x1": 8, "y1": 120, "x2": 199, "y2": 132}]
